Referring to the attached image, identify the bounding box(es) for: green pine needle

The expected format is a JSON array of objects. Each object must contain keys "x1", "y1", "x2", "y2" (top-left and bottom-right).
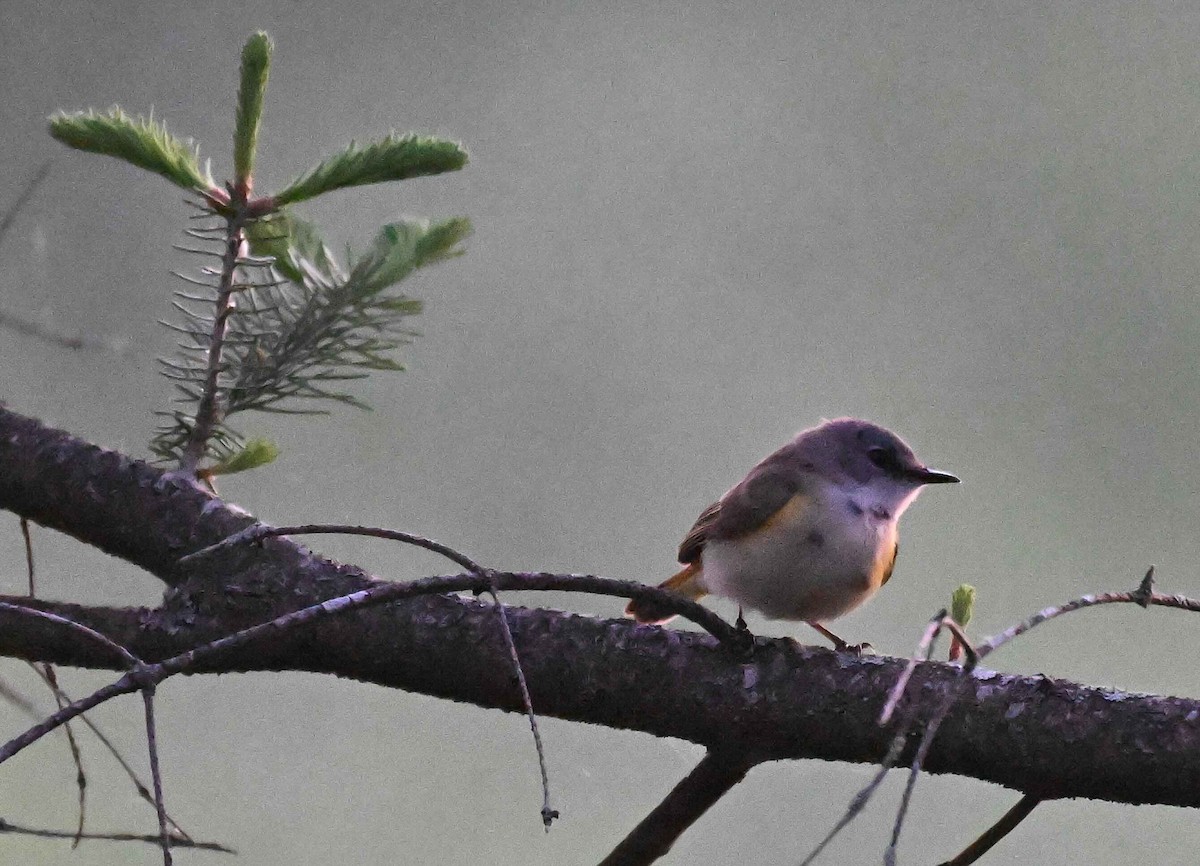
[
  {"x1": 246, "y1": 209, "x2": 339, "y2": 283},
  {"x1": 234, "y1": 32, "x2": 273, "y2": 185},
  {"x1": 350, "y1": 217, "x2": 471, "y2": 294},
  {"x1": 49, "y1": 108, "x2": 213, "y2": 192},
  {"x1": 273, "y1": 134, "x2": 467, "y2": 206}
]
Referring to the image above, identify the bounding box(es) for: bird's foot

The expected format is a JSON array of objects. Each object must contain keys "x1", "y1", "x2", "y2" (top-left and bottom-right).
[
  {"x1": 833, "y1": 640, "x2": 875, "y2": 656},
  {"x1": 728, "y1": 607, "x2": 755, "y2": 658},
  {"x1": 807, "y1": 621, "x2": 873, "y2": 655}
]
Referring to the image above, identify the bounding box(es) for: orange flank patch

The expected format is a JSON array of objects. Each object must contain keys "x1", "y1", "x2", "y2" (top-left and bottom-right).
[{"x1": 753, "y1": 493, "x2": 813, "y2": 535}]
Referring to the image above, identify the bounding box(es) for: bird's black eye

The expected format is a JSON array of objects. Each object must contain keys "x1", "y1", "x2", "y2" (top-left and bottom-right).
[{"x1": 867, "y1": 446, "x2": 898, "y2": 471}]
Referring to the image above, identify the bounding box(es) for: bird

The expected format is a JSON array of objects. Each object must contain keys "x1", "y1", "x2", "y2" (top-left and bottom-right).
[{"x1": 625, "y1": 418, "x2": 958, "y2": 649}]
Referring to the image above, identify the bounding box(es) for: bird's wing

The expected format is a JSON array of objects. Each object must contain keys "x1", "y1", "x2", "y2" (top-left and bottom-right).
[
  {"x1": 677, "y1": 454, "x2": 807, "y2": 564},
  {"x1": 677, "y1": 500, "x2": 721, "y2": 564}
]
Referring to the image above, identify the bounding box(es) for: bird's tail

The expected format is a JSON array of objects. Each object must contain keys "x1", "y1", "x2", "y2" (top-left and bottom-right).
[{"x1": 624, "y1": 563, "x2": 707, "y2": 624}]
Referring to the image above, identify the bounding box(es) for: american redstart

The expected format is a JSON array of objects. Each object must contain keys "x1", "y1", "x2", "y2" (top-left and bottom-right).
[{"x1": 626, "y1": 418, "x2": 958, "y2": 649}]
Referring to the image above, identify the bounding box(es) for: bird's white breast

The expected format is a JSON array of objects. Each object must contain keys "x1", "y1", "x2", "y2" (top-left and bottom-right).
[{"x1": 700, "y1": 484, "x2": 899, "y2": 622}]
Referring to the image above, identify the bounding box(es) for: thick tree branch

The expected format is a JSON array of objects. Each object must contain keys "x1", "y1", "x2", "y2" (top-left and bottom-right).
[{"x1": 1, "y1": 405, "x2": 1199, "y2": 810}]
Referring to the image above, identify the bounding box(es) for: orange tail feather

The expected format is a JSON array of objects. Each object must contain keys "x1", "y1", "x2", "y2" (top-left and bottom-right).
[{"x1": 625, "y1": 563, "x2": 707, "y2": 624}]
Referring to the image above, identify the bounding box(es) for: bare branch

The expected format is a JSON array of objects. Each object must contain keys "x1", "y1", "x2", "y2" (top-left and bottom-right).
[
  {"x1": 485, "y1": 586, "x2": 557, "y2": 829},
  {"x1": 0, "y1": 569, "x2": 742, "y2": 766},
  {"x1": 872, "y1": 568, "x2": 1199, "y2": 865},
  {"x1": 189, "y1": 521, "x2": 560, "y2": 826},
  {"x1": 37, "y1": 664, "x2": 87, "y2": 847},
  {"x1": 0, "y1": 677, "x2": 140, "y2": 765},
  {"x1": 879, "y1": 609, "x2": 946, "y2": 725},
  {"x1": 179, "y1": 521, "x2": 485, "y2": 573},
  {"x1": 2, "y1": 407, "x2": 1200, "y2": 813},
  {"x1": 937, "y1": 794, "x2": 1042, "y2": 866},
  {"x1": 19, "y1": 517, "x2": 34, "y2": 596},
  {"x1": 0, "y1": 818, "x2": 232, "y2": 853},
  {"x1": 800, "y1": 616, "x2": 948, "y2": 866},
  {"x1": 798, "y1": 725, "x2": 910, "y2": 866},
  {"x1": 975, "y1": 567, "x2": 1199, "y2": 661},
  {"x1": 599, "y1": 751, "x2": 757, "y2": 866},
  {"x1": 179, "y1": 201, "x2": 251, "y2": 473},
  {"x1": 885, "y1": 683, "x2": 963, "y2": 865},
  {"x1": 0, "y1": 161, "x2": 51, "y2": 246},
  {"x1": 28, "y1": 664, "x2": 194, "y2": 841},
  {"x1": 141, "y1": 687, "x2": 172, "y2": 866}
]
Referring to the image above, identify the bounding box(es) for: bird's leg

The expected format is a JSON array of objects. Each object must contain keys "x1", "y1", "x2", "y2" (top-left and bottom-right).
[
  {"x1": 807, "y1": 621, "x2": 872, "y2": 655},
  {"x1": 723, "y1": 607, "x2": 756, "y2": 658}
]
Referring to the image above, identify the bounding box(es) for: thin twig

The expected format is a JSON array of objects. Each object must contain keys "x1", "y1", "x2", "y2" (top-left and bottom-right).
[
  {"x1": 0, "y1": 676, "x2": 40, "y2": 720},
  {"x1": 484, "y1": 584, "x2": 556, "y2": 829},
  {"x1": 797, "y1": 709, "x2": 915, "y2": 866},
  {"x1": 599, "y1": 750, "x2": 757, "y2": 866},
  {"x1": 19, "y1": 517, "x2": 34, "y2": 596},
  {"x1": 15, "y1": 522, "x2": 88, "y2": 844},
  {"x1": 938, "y1": 618, "x2": 976, "y2": 667},
  {"x1": 0, "y1": 678, "x2": 138, "y2": 767},
  {"x1": 28, "y1": 664, "x2": 193, "y2": 842},
  {"x1": 178, "y1": 522, "x2": 485, "y2": 573},
  {"x1": 803, "y1": 611, "x2": 976, "y2": 865},
  {"x1": 0, "y1": 161, "x2": 51, "y2": 247},
  {"x1": 937, "y1": 793, "x2": 1042, "y2": 866},
  {"x1": 0, "y1": 166, "x2": 134, "y2": 354},
  {"x1": 19, "y1": 519, "x2": 561, "y2": 836},
  {"x1": 190, "y1": 521, "x2": 554, "y2": 826},
  {"x1": 884, "y1": 615, "x2": 981, "y2": 864},
  {"x1": 179, "y1": 527, "x2": 743, "y2": 644},
  {"x1": 141, "y1": 687, "x2": 172, "y2": 866},
  {"x1": 975, "y1": 567, "x2": 1197, "y2": 660},
  {"x1": 798, "y1": 615, "x2": 950, "y2": 866},
  {"x1": 0, "y1": 603, "x2": 140, "y2": 667},
  {"x1": 879, "y1": 609, "x2": 946, "y2": 725},
  {"x1": 0, "y1": 164, "x2": 125, "y2": 353},
  {"x1": 0, "y1": 604, "x2": 143, "y2": 849},
  {"x1": 874, "y1": 567, "x2": 1200, "y2": 866},
  {"x1": 0, "y1": 310, "x2": 130, "y2": 353},
  {"x1": 879, "y1": 613, "x2": 976, "y2": 726},
  {"x1": 884, "y1": 683, "x2": 962, "y2": 866},
  {"x1": 179, "y1": 198, "x2": 250, "y2": 474},
  {"x1": 39, "y1": 664, "x2": 87, "y2": 847},
  {"x1": 0, "y1": 818, "x2": 232, "y2": 853}
]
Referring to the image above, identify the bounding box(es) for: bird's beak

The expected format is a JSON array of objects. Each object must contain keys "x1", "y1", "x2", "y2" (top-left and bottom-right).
[{"x1": 911, "y1": 466, "x2": 960, "y2": 484}]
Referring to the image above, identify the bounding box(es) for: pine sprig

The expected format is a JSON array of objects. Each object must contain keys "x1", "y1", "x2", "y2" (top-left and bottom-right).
[
  {"x1": 273, "y1": 134, "x2": 467, "y2": 206},
  {"x1": 51, "y1": 32, "x2": 470, "y2": 472},
  {"x1": 49, "y1": 109, "x2": 214, "y2": 192},
  {"x1": 150, "y1": 213, "x2": 470, "y2": 461},
  {"x1": 228, "y1": 215, "x2": 469, "y2": 410}
]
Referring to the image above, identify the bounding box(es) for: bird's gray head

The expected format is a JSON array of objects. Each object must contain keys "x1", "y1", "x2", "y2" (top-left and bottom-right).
[{"x1": 794, "y1": 418, "x2": 959, "y2": 515}]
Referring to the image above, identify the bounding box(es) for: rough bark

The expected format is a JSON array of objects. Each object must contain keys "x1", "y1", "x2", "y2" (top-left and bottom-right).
[{"x1": 1, "y1": 405, "x2": 1198, "y2": 809}]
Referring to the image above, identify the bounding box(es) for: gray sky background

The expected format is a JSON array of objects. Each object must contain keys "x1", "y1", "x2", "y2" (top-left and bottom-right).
[{"x1": 1, "y1": 1, "x2": 1198, "y2": 863}]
